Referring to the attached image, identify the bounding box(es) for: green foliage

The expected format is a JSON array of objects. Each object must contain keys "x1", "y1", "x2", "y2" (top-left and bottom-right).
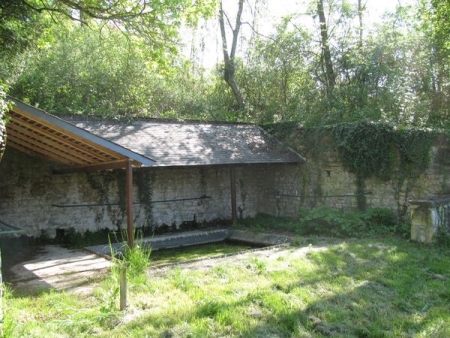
[
  {"x1": 0, "y1": 80, "x2": 10, "y2": 117},
  {"x1": 428, "y1": 0, "x2": 450, "y2": 57},
  {"x1": 2, "y1": 0, "x2": 445, "y2": 128},
  {"x1": 2, "y1": 1, "x2": 217, "y2": 120},
  {"x1": 110, "y1": 230, "x2": 152, "y2": 281},
  {"x1": 236, "y1": 208, "x2": 407, "y2": 239},
  {"x1": 2, "y1": 0, "x2": 449, "y2": 129},
  {"x1": 299, "y1": 206, "x2": 407, "y2": 238},
  {"x1": 333, "y1": 122, "x2": 436, "y2": 210},
  {"x1": 299, "y1": 207, "x2": 365, "y2": 237},
  {"x1": 334, "y1": 122, "x2": 396, "y2": 181},
  {"x1": 170, "y1": 268, "x2": 195, "y2": 291},
  {"x1": 268, "y1": 121, "x2": 436, "y2": 212},
  {"x1": 7, "y1": 25, "x2": 222, "y2": 120},
  {"x1": 436, "y1": 227, "x2": 450, "y2": 248},
  {"x1": 0, "y1": 81, "x2": 9, "y2": 161},
  {"x1": 332, "y1": 122, "x2": 435, "y2": 183},
  {"x1": 150, "y1": 242, "x2": 252, "y2": 266},
  {"x1": 239, "y1": 21, "x2": 316, "y2": 123},
  {"x1": 234, "y1": 212, "x2": 303, "y2": 234},
  {"x1": 11, "y1": 26, "x2": 159, "y2": 117},
  {"x1": 0, "y1": 0, "x2": 216, "y2": 55},
  {"x1": 134, "y1": 169, "x2": 156, "y2": 230},
  {"x1": 396, "y1": 127, "x2": 436, "y2": 177},
  {"x1": 123, "y1": 243, "x2": 152, "y2": 279},
  {"x1": 248, "y1": 257, "x2": 267, "y2": 275},
  {"x1": 7, "y1": 237, "x2": 450, "y2": 336}
]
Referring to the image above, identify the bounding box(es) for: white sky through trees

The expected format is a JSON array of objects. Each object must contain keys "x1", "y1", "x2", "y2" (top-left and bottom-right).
[{"x1": 181, "y1": 0, "x2": 416, "y2": 69}]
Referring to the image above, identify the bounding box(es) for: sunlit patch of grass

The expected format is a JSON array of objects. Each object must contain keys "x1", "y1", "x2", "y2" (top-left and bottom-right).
[
  {"x1": 5, "y1": 237, "x2": 450, "y2": 337},
  {"x1": 149, "y1": 242, "x2": 253, "y2": 266}
]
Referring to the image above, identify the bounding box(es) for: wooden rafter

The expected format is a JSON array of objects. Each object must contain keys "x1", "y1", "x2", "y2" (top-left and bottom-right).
[
  {"x1": 7, "y1": 139, "x2": 76, "y2": 166},
  {"x1": 4, "y1": 97, "x2": 156, "y2": 250},
  {"x1": 8, "y1": 117, "x2": 115, "y2": 162},
  {"x1": 7, "y1": 109, "x2": 124, "y2": 165}
]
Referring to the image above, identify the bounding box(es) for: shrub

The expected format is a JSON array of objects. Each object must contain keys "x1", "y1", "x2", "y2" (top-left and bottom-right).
[{"x1": 298, "y1": 207, "x2": 405, "y2": 237}]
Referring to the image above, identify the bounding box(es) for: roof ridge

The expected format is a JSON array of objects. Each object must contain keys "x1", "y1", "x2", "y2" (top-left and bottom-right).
[{"x1": 61, "y1": 115, "x2": 256, "y2": 127}]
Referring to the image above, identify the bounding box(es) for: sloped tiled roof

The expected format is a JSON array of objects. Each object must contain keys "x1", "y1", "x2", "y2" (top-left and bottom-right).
[
  {"x1": 69, "y1": 119, "x2": 305, "y2": 167},
  {"x1": 6, "y1": 98, "x2": 155, "y2": 168}
]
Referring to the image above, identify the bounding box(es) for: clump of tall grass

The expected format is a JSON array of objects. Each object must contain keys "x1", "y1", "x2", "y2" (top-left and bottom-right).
[{"x1": 109, "y1": 229, "x2": 152, "y2": 281}]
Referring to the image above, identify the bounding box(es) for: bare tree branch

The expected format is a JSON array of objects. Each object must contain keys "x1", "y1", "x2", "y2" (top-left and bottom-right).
[{"x1": 219, "y1": 0, "x2": 245, "y2": 111}]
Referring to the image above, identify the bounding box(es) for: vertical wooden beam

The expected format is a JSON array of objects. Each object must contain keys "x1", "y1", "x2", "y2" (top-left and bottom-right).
[
  {"x1": 126, "y1": 159, "x2": 134, "y2": 247},
  {"x1": 230, "y1": 166, "x2": 237, "y2": 223},
  {"x1": 119, "y1": 263, "x2": 129, "y2": 311}
]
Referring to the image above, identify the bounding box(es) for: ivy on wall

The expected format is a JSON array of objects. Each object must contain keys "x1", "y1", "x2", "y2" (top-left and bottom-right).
[
  {"x1": 333, "y1": 122, "x2": 436, "y2": 211},
  {"x1": 86, "y1": 171, "x2": 126, "y2": 231},
  {"x1": 266, "y1": 121, "x2": 438, "y2": 215},
  {"x1": 134, "y1": 169, "x2": 156, "y2": 230}
]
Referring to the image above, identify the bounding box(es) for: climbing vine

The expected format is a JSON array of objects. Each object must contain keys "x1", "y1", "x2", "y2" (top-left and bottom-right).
[
  {"x1": 332, "y1": 122, "x2": 436, "y2": 211},
  {"x1": 86, "y1": 171, "x2": 126, "y2": 230},
  {"x1": 266, "y1": 121, "x2": 437, "y2": 214},
  {"x1": 333, "y1": 122, "x2": 396, "y2": 182},
  {"x1": 134, "y1": 169, "x2": 155, "y2": 230}
]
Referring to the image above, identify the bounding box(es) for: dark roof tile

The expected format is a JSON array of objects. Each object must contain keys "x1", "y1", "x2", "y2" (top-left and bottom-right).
[{"x1": 70, "y1": 119, "x2": 305, "y2": 167}]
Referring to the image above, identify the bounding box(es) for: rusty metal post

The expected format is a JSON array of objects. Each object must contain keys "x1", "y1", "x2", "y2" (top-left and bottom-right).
[
  {"x1": 126, "y1": 160, "x2": 134, "y2": 248},
  {"x1": 230, "y1": 166, "x2": 237, "y2": 223}
]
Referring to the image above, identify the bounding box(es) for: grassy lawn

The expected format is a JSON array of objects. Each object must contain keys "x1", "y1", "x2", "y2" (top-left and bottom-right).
[
  {"x1": 149, "y1": 242, "x2": 254, "y2": 266},
  {"x1": 3, "y1": 237, "x2": 450, "y2": 337}
]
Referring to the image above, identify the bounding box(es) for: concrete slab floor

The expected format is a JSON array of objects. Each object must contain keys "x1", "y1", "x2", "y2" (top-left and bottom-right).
[
  {"x1": 9, "y1": 245, "x2": 111, "y2": 295},
  {"x1": 5, "y1": 230, "x2": 300, "y2": 295}
]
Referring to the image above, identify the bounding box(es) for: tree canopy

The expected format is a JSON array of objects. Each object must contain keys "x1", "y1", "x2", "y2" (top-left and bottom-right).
[{"x1": 2, "y1": 0, "x2": 450, "y2": 128}]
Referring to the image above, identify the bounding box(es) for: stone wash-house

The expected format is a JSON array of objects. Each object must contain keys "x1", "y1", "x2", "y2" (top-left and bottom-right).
[{"x1": 0, "y1": 98, "x2": 305, "y2": 237}]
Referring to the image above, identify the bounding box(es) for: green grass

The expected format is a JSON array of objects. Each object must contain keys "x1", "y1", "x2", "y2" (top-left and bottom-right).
[
  {"x1": 149, "y1": 242, "x2": 253, "y2": 266},
  {"x1": 4, "y1": 237, "x2": 450, "y2": 337},
  {"x1": 234, "y1": 209, "x2": 410, "y2": 238}
]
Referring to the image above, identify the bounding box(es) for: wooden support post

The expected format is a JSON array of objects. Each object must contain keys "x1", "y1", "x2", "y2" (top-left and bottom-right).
[
  {"x1": 119, "y1": 263, "x2": 129, "y2": 311},
  {"x1": 126, "y1": 159, "x2": 134, "y2": 248},
  {"x1": 230, "y1": 166, "x2": 237, "y2": 223}
]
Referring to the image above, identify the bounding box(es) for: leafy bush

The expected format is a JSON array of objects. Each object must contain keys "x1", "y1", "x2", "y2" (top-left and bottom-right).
[
  {"x1": 234, "y1": 213, "x2": 303, "y2": 233},
  {"x1": 237, "y1": 208, "x2": 406, "y2": 238},
  {"x1": 436, "y1": 227, "x2": 450, "y2": 248},
  {"x1": 299, "y1": 207, "x2": 406, "y2": 237},
  {"x1": 363, "y1": 207, "x2": 398, "y2": 227},
  {"x1": 299, "y1": 207, "x2": 366, "y2": 237}
]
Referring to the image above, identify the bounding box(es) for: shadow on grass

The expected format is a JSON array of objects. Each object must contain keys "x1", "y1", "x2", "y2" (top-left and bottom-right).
[
  {"x1": 160, "y1": 239, "x2": 450, "y2": 337},
  {"x1": 241, "y1": 240, "x2": 450, "y2": 337},
  {"x1": 10, "y1": 236, "x2": 448, "y2": 337}
]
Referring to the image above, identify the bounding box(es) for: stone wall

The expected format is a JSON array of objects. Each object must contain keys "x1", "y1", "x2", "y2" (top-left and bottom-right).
[
  {"x1": 3, "y1": 131, "x2": 450, "y2": 238},
  {"x1": 0, "y1": 148, "x2": 300, "y2": 237},
  {"x1": 262, "y1": 135, "x2": 450, "y2": 220}
]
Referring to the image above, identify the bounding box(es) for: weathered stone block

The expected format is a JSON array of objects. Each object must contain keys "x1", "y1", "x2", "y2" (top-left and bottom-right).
[
  {"x1": 410, "y1": 205, "x2": 436, "y2": 243},
  {"x1": 410, "y1": 197, "x2": 450, "y2": 243}
]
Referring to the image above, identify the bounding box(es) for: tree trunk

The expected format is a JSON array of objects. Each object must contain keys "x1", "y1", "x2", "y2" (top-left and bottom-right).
[
  {"x1": 219, "y1": 0, "x2": 245, "y2": 110},
  {"x1": 358, "y1": 0, "x2": 363, "y2": 49},
  {"x1": 317, "y1": 0, "x2": 335, "y2": 94},
  {"x1": 0, "y1": 118, "x2": 5, "y2": 162}
]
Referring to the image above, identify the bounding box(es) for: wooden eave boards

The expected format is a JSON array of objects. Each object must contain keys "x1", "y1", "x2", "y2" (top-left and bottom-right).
[{"x1": 5, "y1": 98, "x2": 155, "y2": 169}]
